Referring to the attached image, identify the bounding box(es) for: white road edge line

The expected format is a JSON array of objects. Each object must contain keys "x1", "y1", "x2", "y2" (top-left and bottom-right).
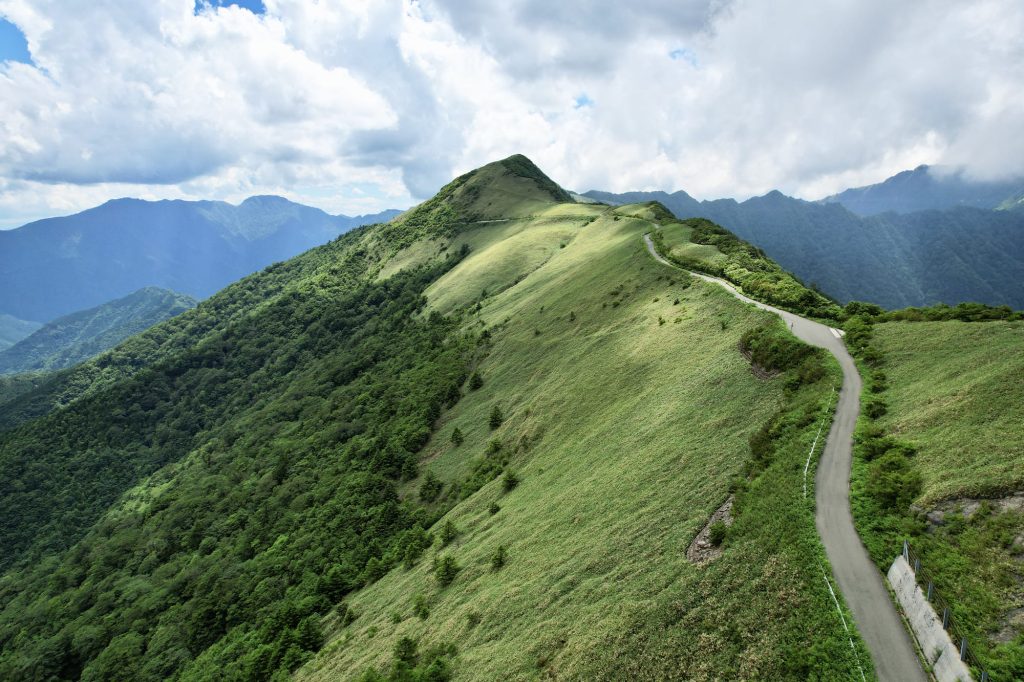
[
  {"x1": 822, "y1": 567, "x2": 869, "y2": 682},
  {"x1": 803, "y1": 385, "x2": 836, "y2": 499}
]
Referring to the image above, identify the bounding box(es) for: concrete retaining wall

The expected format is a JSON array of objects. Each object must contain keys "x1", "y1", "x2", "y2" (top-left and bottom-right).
[{"x1": 888, "y1": 555, "x2": 974, "y2": 682}]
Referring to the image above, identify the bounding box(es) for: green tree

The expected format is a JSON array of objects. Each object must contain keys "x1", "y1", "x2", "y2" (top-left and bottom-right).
[{"x1": 489, "y1": 405, "x2": 503, "y2": 430}]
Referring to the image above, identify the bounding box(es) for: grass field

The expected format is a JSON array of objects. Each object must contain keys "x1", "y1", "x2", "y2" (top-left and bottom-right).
[
  {"x1": 850, "y1": 319, "x2": 1024, "y2": 679},
  {"x1": 873, "y1": 320, "x2": 1024, "y2": 502},
  {"x1": 297, "y1": 200, "x2": 869, "y2": 680}
]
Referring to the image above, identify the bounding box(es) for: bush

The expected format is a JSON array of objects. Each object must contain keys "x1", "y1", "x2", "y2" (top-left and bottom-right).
[
  {"x1": 413, "y1": 594, "x2": 429, "y2": 620},
  {"x1": 433, "y1": 555, "x2": 460, "y2": 588},
  {"x1": 866, "y1": 450, "x2": 922, "y2": 511},
  {"x1": 739, "y1": 322, "x2": 812, "y2": 374},
  {"x1": 468, "y1": 372, "x2": 483, "y2": 390},
  {"x1": 490, "y1": 545, "x2": 507, "y2": 571},
  {"x1": 450, "y1": 427, "x2": 464, "y2": 446},
  {"x1": 502, "y1": 470, "x2": 519, "y2": 492},
  {"x1": 488, "y1": 502, "x2": 500, "y2": 515},
  {"x1": 865, "y1": 399, "x2": 888, "y2": 419},
  {"x1": 489, "y1": 405, "x2": 503, "y2": 430},
  {"x1": 419, "y1": 471, "x2": 443, "y2": 503},
  {"x1": 708, "y1": 521, "x2": 728, "y2": 547},
  {"x1": 439, "y1": 520, "x2": 458, "y2": 547}
]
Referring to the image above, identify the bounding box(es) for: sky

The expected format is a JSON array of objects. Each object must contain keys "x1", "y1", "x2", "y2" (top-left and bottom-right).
[{"x1": 1, "y1": 0, "x2": 1022, "y2": 229}]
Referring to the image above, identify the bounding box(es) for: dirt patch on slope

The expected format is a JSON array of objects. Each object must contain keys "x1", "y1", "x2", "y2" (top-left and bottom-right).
[{"x1": 687, "y1": 496, "x2": 734, "y2": 565}]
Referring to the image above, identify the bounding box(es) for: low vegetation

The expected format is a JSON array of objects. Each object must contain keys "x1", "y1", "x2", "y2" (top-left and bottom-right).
[
  {"x1": 299, "y1": 193, "x2": 867, "y2": 680},
  {"x1": 649, "y1": 216, "x2": 842, "y2": 320},
  {"x1": 847, "y1": 312, "x2": 1024, "y2": 680}
]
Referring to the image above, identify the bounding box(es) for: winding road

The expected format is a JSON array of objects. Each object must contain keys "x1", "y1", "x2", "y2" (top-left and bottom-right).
[{"x1": 643, "y1": 233, "x2": 926, "y2": 682}]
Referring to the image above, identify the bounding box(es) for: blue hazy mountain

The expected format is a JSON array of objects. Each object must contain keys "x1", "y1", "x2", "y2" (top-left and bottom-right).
[
  {"x1": 0, "y1": 287, "x2": 196, "y2": 375},
  {"x1": 0, "y1": 197, "x2": 400, "y2": 322},
  {"x1": 822, "y1": 165, "x2": 1024, "y2": 216},
  {"x1": 0, "y1": 314, "x2": 41, "y2": 351},
  {"x1": 583, "y1": 188, "x2": 1024, "y2": 310}
]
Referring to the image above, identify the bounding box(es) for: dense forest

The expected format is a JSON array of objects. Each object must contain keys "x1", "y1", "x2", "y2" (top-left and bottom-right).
[{"x1": 0, "y1": 236, "x2": 477, "y2": 679}]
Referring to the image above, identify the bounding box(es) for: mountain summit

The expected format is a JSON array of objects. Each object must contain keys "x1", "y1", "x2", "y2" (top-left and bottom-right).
[{"x1": 822, "y1": 165, "x2": 1024, "y2": 215}]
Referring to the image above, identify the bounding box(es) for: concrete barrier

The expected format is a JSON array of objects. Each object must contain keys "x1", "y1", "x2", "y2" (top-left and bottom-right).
[{"x1": 888, "y1": 555, "x2": 974, "y2": 681}]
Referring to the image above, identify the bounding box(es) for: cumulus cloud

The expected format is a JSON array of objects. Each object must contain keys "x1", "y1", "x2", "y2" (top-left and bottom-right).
[{"x1": 0, "y1": 0, "x2": 1022, "y2": 227}]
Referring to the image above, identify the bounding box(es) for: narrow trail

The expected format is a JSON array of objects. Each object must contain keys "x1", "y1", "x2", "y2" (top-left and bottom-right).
[{"x1": 643, "y1": 233, "x2": 926, "y2": 682}]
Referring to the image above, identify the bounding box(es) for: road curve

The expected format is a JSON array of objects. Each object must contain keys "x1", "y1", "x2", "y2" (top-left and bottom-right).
[{"x1": 643, "y1": 233, "x2": 926, "y2": 682}]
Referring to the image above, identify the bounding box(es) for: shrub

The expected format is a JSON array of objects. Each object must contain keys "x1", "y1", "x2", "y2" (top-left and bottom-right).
[
  {"x1": 439, "y1": 520, "x2": 458, "y2": 547},
  {"x1": 489, "y1": 405, "x2": 503, "y2": 430},
  {"x1": 419, "y1": 471, "x2": 443, "y2": 503},
  {"x1": 413, "y1": 594, "x2": 429, "y2": 620},
  {"x1": 490, "y1": 545, "x2": 507, "y2": 571},
  {"x1": 502, "y1": 470, "x2": 520, "y2": 492},
  {"x1": 450, "y1": 427, "x2": 464, "y2": 446},
  {"x1": 708, "y1": 521, "x2": 728, "y2": 546},
  {"x1": 866, "y1": 450, "x2": 922, "y2": 511},
  {"x1": 468, "y1": 372, "x2": 483, "y2": 390},
  {"x1": 433, "y1": 555, "x2": 460, "y2": 588},
  {"x1": 488, "y1": 502, "x2": 500, "y2": 515},
  {"x1": 865, "y1": 399, "x2": 888, "y2": 419}
]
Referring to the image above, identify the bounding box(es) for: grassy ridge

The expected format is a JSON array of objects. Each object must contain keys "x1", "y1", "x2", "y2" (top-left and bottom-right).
[
  {"x1": 300, "y1": 206, "x2": 868, "y2": 680},
  {"x1": 649, "y1": 215, "x2": 842, "y2": 320},
  {"x1": 848, "y1": 318, "x2": 1024, "y2": 680}
]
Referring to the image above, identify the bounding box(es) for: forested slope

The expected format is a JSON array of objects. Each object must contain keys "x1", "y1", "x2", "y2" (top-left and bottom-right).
[{"x1": 0, "y1": 287, "x2": 196, "y2": 375}]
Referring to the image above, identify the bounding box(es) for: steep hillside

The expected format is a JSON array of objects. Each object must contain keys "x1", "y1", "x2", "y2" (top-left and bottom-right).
[
  {"x1": 0, "y1": 314, "x2": 40, "y2": 350},
  {"x1": 0, "y1": 287, "x2": 196, "y2": 375},
  {"x1": 0, "y1": 156, "x2": 868, "y2": 680},
  {"x1": 585, "y1": 188, "x2": 1024, "y2": 309},
  {"x1": 846, "y1": 315, "x2": 1024, "y2": 680},
  {"x1": 0, "y1": 196, "x2": 398, "y2": 322},
  {"x1": 823, "y1": 165, "x2": 1024, "y2": 216}
]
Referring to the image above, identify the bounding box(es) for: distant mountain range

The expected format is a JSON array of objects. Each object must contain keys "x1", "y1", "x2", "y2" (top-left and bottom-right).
[
  {"x1": 822, "y1": 165, "x2": 1024, "y2": 216},
  {"x1": 585, "y1": 169, "x2": 1024, "y2": 309},
  {"x1": 0, "y1": 287, "x2": 196, "y2": 376},
  {"x1": 0, "y1": 314, "x2": 41, "y2": 351},
  {"x1": 0, "y1": 196, "x2": 399, "y2": 322}
]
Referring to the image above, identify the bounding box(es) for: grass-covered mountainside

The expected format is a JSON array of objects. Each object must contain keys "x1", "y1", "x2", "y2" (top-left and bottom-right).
[
  {"x1": 585, "y1": 188, "x2": 1024, "y2": 310},
  {"x1": 823, "y1": 165, "x2": 1024, "y2": 216},
  {"x1": 649, "y1": 217, "x2": 840, "y2": 319},
  {"x1": 0, "y1": 287, "x2": 196, "y2": 375},
  {"x1": 0, "y1": 155, "x2": 870, "y2": 680},
  {"x1": 0, "y1": 195, "x2": 399, "y2": 323},
  {"x1": 844, "y1": 312, "x2": 1024, "y2": 679},
  {"x1": 0, "y1": 314, "x2": 41, "y2": 351}
]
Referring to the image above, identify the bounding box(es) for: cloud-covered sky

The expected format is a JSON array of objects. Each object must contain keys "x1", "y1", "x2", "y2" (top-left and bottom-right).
[{"x1": 1, "y1": 0, "x2": 1022, "y2": 228}]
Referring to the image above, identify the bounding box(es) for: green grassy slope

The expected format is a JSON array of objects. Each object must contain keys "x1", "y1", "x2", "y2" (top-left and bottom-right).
[
  {"x1": 0, "y1": 287, "x2": 197, "y2": 375},
  {"x1": 0, "y1": 155, "x2": 869, "y2": 681},
  {"x1": 298, "y1": 202, "x2": 868, "y2": 680},
  {"x1": 848, "y1": 318, "x2": 1024, "y2": 679},
  {"x1": 874, "y1": 320, "x2": 1024, "y2": 502}
]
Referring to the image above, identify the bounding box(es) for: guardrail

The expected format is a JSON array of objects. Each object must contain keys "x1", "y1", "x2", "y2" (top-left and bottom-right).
[{"x1": 902, "y1": 540, "x2": 991, "y2": 681}]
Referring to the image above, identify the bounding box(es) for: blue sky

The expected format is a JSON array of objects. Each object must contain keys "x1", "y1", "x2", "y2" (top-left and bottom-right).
[
  {"x1": 0, "y1": 18, "x2": 31, "y2": 64},
  {"x1": 194, "y1": 0, "x2": 265, "y2": 14},
  {"x1": 1, "y1": 1, "x2": 1022, "y2": 230}
]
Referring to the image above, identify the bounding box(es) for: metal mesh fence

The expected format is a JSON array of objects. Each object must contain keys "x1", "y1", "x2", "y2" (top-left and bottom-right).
[{"x1": 902, "y1": 540, "x2": 991, "y2": 681}]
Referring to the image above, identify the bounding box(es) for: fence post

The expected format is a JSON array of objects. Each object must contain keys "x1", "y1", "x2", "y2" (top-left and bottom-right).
[
  {"x1": 980, "y1": 671, "x2": 989, "y2": 682},
  {"x1": 927, "y1": 582, "x2": 933, "y2": 600},
  {"x1": 903, "y1": 539, "x2": 909, "y2": 560},
  {"x1": 960, "y1": 638, "x2": 968, "y2": 660},
  {"x1": 942, "y1": 607, "x2": 950, "y2": 628}
]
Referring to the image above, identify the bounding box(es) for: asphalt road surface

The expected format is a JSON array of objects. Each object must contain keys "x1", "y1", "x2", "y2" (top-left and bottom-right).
[{"x1": 643, "y1": 233, "x2": 926, "y2": 682}]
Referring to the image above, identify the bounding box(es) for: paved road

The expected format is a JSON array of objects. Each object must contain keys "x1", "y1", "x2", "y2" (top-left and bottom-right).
[{"x1": 643, "y1": 233, "x2": 926, "y2": 682}]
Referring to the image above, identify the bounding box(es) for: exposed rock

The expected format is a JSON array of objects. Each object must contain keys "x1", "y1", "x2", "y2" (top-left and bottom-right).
[{"x1": 687, "y1": 496, "x2": 734, "y2": 565}]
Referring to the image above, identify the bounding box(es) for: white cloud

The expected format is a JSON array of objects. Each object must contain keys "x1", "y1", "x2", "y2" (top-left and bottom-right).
[{"x1": 0, "y1": 0, "x2": 1022, "y2": 227}]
